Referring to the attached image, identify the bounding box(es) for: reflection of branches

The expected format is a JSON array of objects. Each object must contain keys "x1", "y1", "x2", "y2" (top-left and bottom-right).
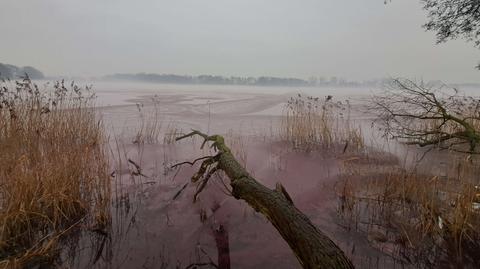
[
  {"x1": 371, "y1": 78, "x2": 480, "y2": 154},
  {"x1": 185, "y1": 262, "x2": 218, "y2": 269}
]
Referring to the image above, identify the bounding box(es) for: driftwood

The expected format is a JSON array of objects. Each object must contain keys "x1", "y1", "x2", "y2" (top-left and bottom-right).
[{"x1": 176, "y1": 130, "x2": 354, "y2": 269}]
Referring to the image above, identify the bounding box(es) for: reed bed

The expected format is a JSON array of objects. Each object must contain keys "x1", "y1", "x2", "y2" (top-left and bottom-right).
[
  {"x1": 281, "y1": 94, "x2": 364, "y2": 152},
  {"x1": 0, "y1": 77, "x2": 110, "y2": 268},
  {"x1": 338, "y1": 152, "x2": 480, "y2": 267}
]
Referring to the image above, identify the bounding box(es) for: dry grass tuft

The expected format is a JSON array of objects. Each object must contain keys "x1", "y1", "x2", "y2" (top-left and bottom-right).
[
  {"x1": 163, "y1": 122, "x2": 183, "y2": 145},
  {"x1": 281, "y1": 94, "x2": 364, "y2": 152},
  {"x1": 0, "y1": 77, "x2": 110, "y2": 268},
  {"x1": 225, "y1": 129, "x2": 248, "y2": 168},
  {"x1": 133, "y1": 99, "x2": 162, "y2": 144}
]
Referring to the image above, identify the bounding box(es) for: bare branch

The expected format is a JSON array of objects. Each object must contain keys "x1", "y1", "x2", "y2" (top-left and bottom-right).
[{"x1": 371, "y1": 78, "x2": 480, "y2": 154}]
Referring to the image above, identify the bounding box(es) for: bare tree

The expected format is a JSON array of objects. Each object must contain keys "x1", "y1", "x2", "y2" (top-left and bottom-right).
[
  {"x1": 371, "y1": 78, "x2": 480, "y2": 154},
  {"x1": 420, "y1": 0, "x2": 480, "y2": 68},
  {"x1": 422, "y1": 0, "x2": 480, "y2": 48},
  {"x1": 385, "y1": 0, "x2": 480, "y2": 67}
]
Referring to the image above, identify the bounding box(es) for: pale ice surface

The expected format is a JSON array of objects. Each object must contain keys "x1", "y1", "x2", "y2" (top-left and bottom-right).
[
  {"x1": 89, "y1": 81, "x2": 480, "y2": 151},
  {"x1": 90, "y1": 81, "x2": 480, "y2": 114},
  {"x1": 91, "y1": 81, "x2": 376, "y2": 107},
  {"x1": 89, "y1": 82, "x2": 381, "y2": 141}
]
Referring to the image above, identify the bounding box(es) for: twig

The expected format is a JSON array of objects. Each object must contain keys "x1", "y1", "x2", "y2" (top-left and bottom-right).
[
  {"x1": 171, "y1": 155, "x2": 214, "y2": 169},
  {"x1": 172, "y1": 182, "x2": 189, "y2": 200}
]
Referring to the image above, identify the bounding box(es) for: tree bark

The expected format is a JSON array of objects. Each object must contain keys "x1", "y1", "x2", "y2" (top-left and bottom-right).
[{"x1": 176, "y1": 131, "x2": 354, "y2": 269}]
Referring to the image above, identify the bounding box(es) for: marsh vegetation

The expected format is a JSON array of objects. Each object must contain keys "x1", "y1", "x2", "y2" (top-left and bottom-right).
[
  {"x1": 336, "y1": 80, "x2": 480, "y2": 268},
  {"x1": 1, "y1": 76, "x2": 480, "y2": 269},
  {"x1": 0, "y1": 77, "x2": 110, "y2": 268}
]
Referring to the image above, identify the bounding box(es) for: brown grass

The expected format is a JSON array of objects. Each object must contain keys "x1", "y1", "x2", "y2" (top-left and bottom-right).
[
  {"x1": 225, "y1": 129, "x2": 248, "y2": 168},
  {"x1": 0, "y1": 78, "x2": 110, "y2": 268},
  {"x1": 337, "y1": 152, "x2": 480, "y2": 267},
  {"x1": 281, "y1": 94, "x2": 364, "y2": 152}
]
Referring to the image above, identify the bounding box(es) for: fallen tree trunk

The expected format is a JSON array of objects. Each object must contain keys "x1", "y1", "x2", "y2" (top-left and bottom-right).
[{"x1": 176, "y1": 130, "x2": 354, "y2": 269}]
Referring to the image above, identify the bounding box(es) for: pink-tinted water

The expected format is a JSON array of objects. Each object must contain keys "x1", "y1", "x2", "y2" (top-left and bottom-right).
[{"x1": 63, "y1": 83, "x2": 409, "y2": 269}]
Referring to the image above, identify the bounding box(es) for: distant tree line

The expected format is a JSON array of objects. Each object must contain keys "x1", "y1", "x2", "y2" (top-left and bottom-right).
[
  {"x1": 0, "y1": 63, "x2": 44, "y2": 80},
  {"x1": 103, "y1": 73, "x2": 389, "y2": 87}
]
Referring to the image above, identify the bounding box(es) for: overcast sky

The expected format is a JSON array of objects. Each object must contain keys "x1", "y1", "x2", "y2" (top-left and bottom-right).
[{"x1": 1, "y1": 0, "x2": 479, "y2": 83}]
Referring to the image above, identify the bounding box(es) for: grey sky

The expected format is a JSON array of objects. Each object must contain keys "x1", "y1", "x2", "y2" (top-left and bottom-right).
[{"x1": 1, "y1": 0, "x2": 479, "y2": 83}]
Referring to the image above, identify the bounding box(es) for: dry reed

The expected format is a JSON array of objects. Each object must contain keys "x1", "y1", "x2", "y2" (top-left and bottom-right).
[
  {"x1": 133, "y1": 98, "x2": 162, "y2": 144},
  {"x1": 0, "y1": 77, "x2": 110, "y2": 268},
  {"x1": 338, "y1": 152, "x2": 480, "y2": 267},
  {"x1": 281, "y1": 94, "x2": 364, "y2": 152}
]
